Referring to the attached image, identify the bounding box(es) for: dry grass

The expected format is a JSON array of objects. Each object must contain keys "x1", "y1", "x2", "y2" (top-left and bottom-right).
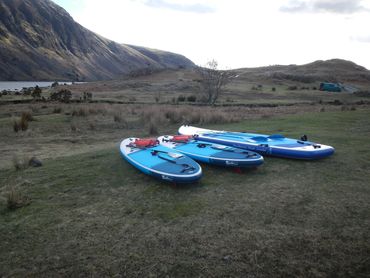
[
  {"x1": 12, "y1": 155, "x2": 29, "y2": 171},
  {"x1": 140, "y1": 105, "x2": 241, "y2": 127},
  {"x1": 13, "y1": 111, "x2": 33, "y2": 132},
  {"x1": 147, "y1": 120, "x2": 159, "y2": 135},
  {"x1": 6, "y1": 186, "x2": 31, "y2": 210}
]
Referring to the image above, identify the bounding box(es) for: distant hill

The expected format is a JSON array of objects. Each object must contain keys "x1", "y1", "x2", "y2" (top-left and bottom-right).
[
  {"x1": 234, "y1": 59, "x2": 370, "y2": 84},
  {"x1": 0, "y1": 0, "x2": 195, "y2": 81}
]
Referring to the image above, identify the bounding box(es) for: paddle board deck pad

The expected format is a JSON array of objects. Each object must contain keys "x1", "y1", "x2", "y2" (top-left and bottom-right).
[
  {"x1": 158, "y1": 135, "x2": 264, "y2": 168},
  {"x1": 178, "y1": 125, "x2": 335, "y2": 160},
  {"x1": 120, "y1": 138, "x2": 202, "y2": 183}
]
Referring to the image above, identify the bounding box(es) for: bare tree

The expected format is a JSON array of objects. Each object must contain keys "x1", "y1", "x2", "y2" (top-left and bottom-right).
[{"x1": 196, "y1": 59, "x2": 234, "y2": 105}]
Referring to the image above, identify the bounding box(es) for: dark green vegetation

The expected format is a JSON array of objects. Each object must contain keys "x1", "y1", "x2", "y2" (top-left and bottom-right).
[
  {"x1": 0, "y1": 0, "x2": 193, "y2": 81},
  {"x1": 1, "y1": 109, "x2": 370, "y2": 277}
]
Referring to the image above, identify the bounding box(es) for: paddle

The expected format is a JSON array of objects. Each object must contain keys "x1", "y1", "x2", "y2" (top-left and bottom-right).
[
  {"x1": 188, "y1": 142, "x2": 259, "y2": 157},
  {"x1": 151, "y1": 150, "x2": 196, "y2": 173}
]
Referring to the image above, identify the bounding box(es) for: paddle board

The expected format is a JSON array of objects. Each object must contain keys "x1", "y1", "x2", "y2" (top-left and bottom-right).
[
  {"x1": 178, "y1": 125, "x2": 335, "y2": 160},
  {"x1": 120, "y1": 138, "x2": 202, "y2": 183}
]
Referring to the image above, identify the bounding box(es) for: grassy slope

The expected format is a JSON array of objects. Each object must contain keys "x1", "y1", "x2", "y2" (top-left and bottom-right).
[{"x1": 1, "y1": 110, "x2": 370, "y2": 277}]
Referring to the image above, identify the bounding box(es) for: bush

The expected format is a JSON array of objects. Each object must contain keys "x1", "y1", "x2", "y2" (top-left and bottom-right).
[
  {"x1": 354, "y1": 90, "x2": 370, "y2": 98},
  {"x1": 31, "y1": 86, "x2": 42, "y2": 99},
  {"x1": 53, "y1": 107, "x2": 62, "y2": 113},
  {"x1": 271, "y1": 87, "x2": 276, "y2": 92},
  {"x1": 187, "y1": 95, "x2": 197, "y2": 102},
  {"x1": 51, "y1": 81, "x2": 59, "y2": 88},
  {"x1": 50, "y1": 89, "x2": 72, "y2": 103},
  {"x1": 332, "y1": 99, "x2": 343, "y2": 105},
  {"x1": 288, "y1": 86, "x2": 298, "y2": 90},
  {"x1": 177, "y1": 95, "x2": 186, "y2": 102}
]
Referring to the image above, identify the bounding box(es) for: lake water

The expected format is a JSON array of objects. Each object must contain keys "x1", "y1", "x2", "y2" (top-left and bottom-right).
[{"x1": 0, "y1": 81, "x2": 73, "y2": 91}]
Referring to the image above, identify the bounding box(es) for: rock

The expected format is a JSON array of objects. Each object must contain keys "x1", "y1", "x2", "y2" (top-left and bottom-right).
[
  {"x1": 29, "y1": 157, "x2": 42, "y2": 167},
  {"x1": 223, "y1": 255, "x2": 232, "y2": 261}
]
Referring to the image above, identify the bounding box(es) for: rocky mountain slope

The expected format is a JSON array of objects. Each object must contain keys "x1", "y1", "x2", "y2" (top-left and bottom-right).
[{"x1": 0, "y1": 0, "x2": 194, "y2": 81}]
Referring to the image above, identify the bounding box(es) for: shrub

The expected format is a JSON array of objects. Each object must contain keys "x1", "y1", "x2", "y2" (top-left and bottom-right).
[
  {"x1": 51, "y1": 81, "x2": 59, "y2": 88},
  {"x1": 272, "y1": 87, "x2": 276, "y2": 92},
  {"x1": 354, "y1": 90, "x2": 370, "y2": 97},
  {"x1": 50, "y1": 89, "x2": 72, "y2": 103},
  {"x1": 288, "y1": 86, "x2": 298, "y2": 90},
  {"x1": 177, "y1": 95, "x2": 186, "y2": 102},
  {"x1": 187, "y1": 95, "x2": 197, "y2": 102},
  {"x1": 332, "y1": 99, "x2": 343, "y2": 105},
  {"x1": 31, "y1": 86, "x2": 42, "y2": 99},
  {"x1": 53, "y1": 107, "x2": 62, "y2": 114}
]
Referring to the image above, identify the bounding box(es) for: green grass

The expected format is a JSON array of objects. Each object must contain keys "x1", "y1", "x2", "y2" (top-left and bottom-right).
[{"x1": 1, "y1": 109, "x2": 370, "y2": 277}]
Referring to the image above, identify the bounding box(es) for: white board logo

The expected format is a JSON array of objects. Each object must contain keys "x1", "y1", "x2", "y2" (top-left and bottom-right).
[
  {"x1": 161, "y1": 175, "x2": 173, "y2": 181},
  {"x1": 225, "y1": 161, "x2": 238, "y2": 166}
]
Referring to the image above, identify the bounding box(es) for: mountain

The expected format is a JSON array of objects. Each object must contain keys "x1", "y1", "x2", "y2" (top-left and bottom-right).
[
  {"x1": 234, "y1": 59, "x2": 370, "y2": 84},
  {"x1": 0, "y1": 0, "x2": 195, "y2": 81}
]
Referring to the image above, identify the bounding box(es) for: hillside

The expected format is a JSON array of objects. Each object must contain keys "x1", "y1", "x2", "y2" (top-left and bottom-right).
[
  {"x1": 0, "y1": 0, "x2": 194, "y2": 81},
  {"x1": 234, "y1": 59, "x2": 370, "y2": 84}
]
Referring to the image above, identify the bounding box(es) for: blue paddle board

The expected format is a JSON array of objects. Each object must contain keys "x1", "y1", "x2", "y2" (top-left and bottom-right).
[
  {"x1": 158, "y1": 135, "x2": 264, "y2": 168},
  {"x1": 120, "y1": 138, "x2": 202, "y2": 183},
  {"x1": 178, "y1": 125, "x2": 335, "y2": 160}
]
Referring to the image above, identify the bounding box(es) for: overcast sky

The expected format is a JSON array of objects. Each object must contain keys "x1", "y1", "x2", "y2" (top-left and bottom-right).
[{"x1": 52, "y1": 0, "x2": 370, "y2": 69}]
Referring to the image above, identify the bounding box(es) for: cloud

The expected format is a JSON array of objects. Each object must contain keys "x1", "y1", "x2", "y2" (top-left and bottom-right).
[
  {"x1": 352, "y1": 35, "x2": 370, "y2": 43},
  {"x1": 280, "y1": 0, "x2": 369, "y2": 14},
  {"x1": 142, "y1": 0, "x2": 215, "y2": 13}
]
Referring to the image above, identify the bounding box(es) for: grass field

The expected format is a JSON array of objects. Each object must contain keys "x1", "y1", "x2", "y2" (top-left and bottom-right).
[{"x1": 1, "y1": 108, "x2": 370, "y2": 277}]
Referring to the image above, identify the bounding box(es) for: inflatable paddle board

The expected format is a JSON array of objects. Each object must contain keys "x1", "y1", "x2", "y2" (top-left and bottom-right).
[
  {"x1": 178, "y1": 125, "x2": 335, "y2": 160},
  {"x1": 158, "y1": 135, "x2": 264, "y2": 168},
  {"x1": 120, "y1": 138, "x2": 202, "y2": 183}
]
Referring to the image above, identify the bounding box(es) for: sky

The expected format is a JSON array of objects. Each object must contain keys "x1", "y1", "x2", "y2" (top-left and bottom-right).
[{"x1": 52, "y1": 0, "x2": 370, "y2": 69}]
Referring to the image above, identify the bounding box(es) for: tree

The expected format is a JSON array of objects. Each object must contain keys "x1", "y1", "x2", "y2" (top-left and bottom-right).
[
  {"x1": 196, "y1": 59, "x2": 234, "y2": 105},
  {"x1": 50, "y1": 89, "x2": 72, "y2": 103},
  {"x1": 31, "y1": 86, "x2": 42, "y2": 99}
]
